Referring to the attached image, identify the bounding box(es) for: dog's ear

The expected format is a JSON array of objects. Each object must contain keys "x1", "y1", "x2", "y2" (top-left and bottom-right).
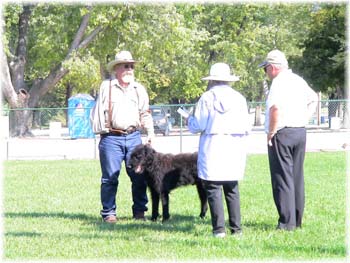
[
  {"x1": 144, "y1": 144, "x2": 156, "y2": 154},
  {"x1": 143, "y1": 144, "x2": 156, "y2": 161}
]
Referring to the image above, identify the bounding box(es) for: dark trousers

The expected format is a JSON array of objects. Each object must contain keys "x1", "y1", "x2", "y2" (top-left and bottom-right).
[
  {"x1": 268, "y1": 127, "x2": 306, "y2": 230},
  {"x1": 99, "y1": 131, "x2": 148, "y2": 218},
  {"x1": 204, "y1": 180, "x2": 241, "y2": 234}
]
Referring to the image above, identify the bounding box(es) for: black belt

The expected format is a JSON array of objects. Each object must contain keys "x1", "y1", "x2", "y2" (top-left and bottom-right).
[{"x1": 108, "y1": 126, "x2": 138, "y2": 136}]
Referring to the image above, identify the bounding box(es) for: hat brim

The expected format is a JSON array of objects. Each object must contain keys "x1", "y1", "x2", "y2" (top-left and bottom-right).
[
  {"x1": 258, "y1": 61, "x2": 269, "y2": 68},
  {"x1": 107, "y1": 60, "x2": 137, "y2": 72},
  {"x1": 201, "y1": 75, "x2": 240, "y2": 82}
]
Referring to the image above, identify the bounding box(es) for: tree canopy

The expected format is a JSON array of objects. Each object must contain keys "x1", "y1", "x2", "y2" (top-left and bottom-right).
[
  {"x1": 1, "y1": 2, "x2": 347, "y2": 135},
  {"x1": 295, "y1": 4, "x2": 346, "y2": 98}
]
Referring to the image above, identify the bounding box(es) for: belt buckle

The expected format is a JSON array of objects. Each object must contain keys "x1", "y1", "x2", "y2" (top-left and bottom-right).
[
  {"x1": 109, "y1": 128, "x2": 126, "y2": 135},
  {"x1": 126, "y1": 126, "x2": 136, "y2": 134}
]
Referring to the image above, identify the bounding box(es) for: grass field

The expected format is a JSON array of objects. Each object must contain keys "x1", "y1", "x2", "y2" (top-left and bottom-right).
[{"x1": 3, "y1": 152, "x2": 347, "y2": 260}]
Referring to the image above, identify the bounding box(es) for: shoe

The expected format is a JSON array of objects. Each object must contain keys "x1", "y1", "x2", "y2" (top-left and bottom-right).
[
  {"x1": 103, "y1": 215, "x2": 117, "y2": 223},
  {"x1": 133, "y1": 212, "x2": 145, "y2": 221},
  {"x1": 276, "y1": 226, "x2": 295, "y2": 231},
  {"x1": 231, "y1": 230, "x2": 243, "y2": 236},
  {"x1": 276, "y1": 224, "x2": 295, "y2": 231},
  {"x1": 213, "y1": 232, "x2": 226, "y2": 238}
]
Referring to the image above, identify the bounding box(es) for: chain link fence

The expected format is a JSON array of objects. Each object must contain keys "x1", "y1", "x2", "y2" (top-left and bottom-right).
[{"x1": 1, "y1": 100, "x2": 349, "y2": 139}]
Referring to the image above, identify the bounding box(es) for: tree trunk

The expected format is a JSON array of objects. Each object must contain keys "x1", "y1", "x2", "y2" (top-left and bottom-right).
[
  {"x1": 2, "y1": 5, "x2": 109, "y2": 137},
  {"x1": 32, "y1": 110, "x2": 42, "y2": 129},
  {"x1": 334, "y1": 84, "x2": 350, "y2": 129},
  {"x1": 254, "y1": 80, "x2": 269, "y2": 126},
  {"x1": 342, "y1": 86, "x2": 349, "y2": 129},
  {"x1": 9, "y1": 89, "x2": 33, "y2": 137},
  {"x1": 10, "y1": 5, "x2": 31, "y2": 91},
  {"x1": 65, "y1": 82, "x2": 74, "y2": 126},
  {"x1": 254, "y1": 105, "x2": 263, "y2": 126},
  {"x1": 343, "y1": 103, "x2": 350, "y2": 129}
]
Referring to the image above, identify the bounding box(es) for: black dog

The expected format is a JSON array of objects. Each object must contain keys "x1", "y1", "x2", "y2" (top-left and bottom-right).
[{"x1": 128, "y1": 144, "x2": 208, "y2": 222}]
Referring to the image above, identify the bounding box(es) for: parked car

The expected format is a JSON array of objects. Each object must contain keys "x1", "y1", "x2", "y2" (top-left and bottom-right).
[{"x1": 150, "y1": 105, "x2": 172, "y2": 136}]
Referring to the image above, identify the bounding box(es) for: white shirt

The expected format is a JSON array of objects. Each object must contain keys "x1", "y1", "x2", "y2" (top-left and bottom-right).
[{"x1": 265, "y1": 69, "x2": 318, "y2": 133}]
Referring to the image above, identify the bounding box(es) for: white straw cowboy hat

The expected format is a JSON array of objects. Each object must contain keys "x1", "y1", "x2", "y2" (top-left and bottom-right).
[
  {"x1": 201, "y1": 63, "x2": 240, "y2": 82},
  {"x1": 107, "y1": 50, "x2": 137, "y2": 72}
]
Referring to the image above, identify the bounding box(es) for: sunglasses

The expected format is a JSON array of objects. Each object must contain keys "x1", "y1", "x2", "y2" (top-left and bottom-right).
[
  {"x1": 123, "y1": 64, "x2": 134, "y2": 70},
  {"x1": 263, "y1": 64, "x2": 271, "y2": 73}
]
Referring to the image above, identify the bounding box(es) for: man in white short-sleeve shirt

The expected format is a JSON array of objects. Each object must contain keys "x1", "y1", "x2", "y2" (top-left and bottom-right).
[{"x1": 259, "y1": 49, "x2": 318, "y2": 231}]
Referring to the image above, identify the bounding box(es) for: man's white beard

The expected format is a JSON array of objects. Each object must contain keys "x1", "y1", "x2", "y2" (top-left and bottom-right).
[{"x1": 121, "y1": 74, "x2": 134, "y2": 84}]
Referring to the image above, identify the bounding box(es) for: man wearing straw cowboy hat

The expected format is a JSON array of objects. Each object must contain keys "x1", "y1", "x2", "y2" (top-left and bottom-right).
[
  {"x1": 185, "y1": 62, "x2": 250, "y2": 238},
  {"x1": 90, "y1": 50, "x2": 154, "y2": 223}
]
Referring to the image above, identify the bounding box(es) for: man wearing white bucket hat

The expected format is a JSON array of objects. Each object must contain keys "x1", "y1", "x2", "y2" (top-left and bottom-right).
[
  {"x1": 90, "y1": 50, "x2": 154, "y2": 223},
  {"x1": 186, "y1": 62, "x2": 250, "y2": 238}
]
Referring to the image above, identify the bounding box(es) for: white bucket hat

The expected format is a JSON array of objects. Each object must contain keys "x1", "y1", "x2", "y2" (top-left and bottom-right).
[
  {"x1": 107, "y1": 50, "x2": 137, "y2": 72},
  {"x1": 201, "y1": 63, "x2": 240, "y2": 82}
]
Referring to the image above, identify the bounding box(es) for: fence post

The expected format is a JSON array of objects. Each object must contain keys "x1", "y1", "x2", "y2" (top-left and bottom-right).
[
  {"x1": 179, "y1": 116, "x2": 183, "y2": 153},
  {"x1": 317, "y1": 92, "x2": 322, "y2": 126}
]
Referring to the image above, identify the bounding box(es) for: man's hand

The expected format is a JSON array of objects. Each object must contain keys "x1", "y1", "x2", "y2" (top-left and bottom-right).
[
  {"x1": 267, "y1": 132, "x2": 275, "y2": 146},
  {"x1": 267, "y1": 105, "x2": 278, "y2": 147}
]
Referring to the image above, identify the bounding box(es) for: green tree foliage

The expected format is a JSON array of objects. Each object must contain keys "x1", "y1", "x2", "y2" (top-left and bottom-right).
[
  {"x1": 99, "y1": 4, "x2": 209, "y2": 103},
  {"x1": 2, "y1": 2, "x2": 345, "y2": 122},
  {"x1": 174, "y1": 3, "x2": 315, "y2": 102},
  {"x1": 296, "y1": 4, "x2": 346, "y2": 97},
  {"x1": 61, "y1": 52, "x2": 101, "y2": 93},
  {"x1": 2, "y1": 4, "x2": 116, "y2": 136}
]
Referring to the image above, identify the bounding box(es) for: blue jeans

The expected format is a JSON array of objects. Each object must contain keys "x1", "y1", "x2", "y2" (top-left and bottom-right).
[{"x1": 98, "y1": 131, "x2": 148, "y2": 218}]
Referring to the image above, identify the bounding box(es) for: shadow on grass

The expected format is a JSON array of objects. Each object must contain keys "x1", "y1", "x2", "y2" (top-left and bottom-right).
[
  {"x1": 5, "y1": 212, "x2": 288, "y2": 233},
  {"x1": 5, "y1": 212, "x2": 281, "y2": 233},
  {"x1": 243, "y1": 220, "x2": 276, "y2": 231},
  {"x1": 4, "y1": 211, "x2": 207, "y2": 233},
  {"x1": 5, "y1": 211, "x2": 96, "y2": 221},
  {"x1": 92, "y1": 213, "x2": 207, "y2": 233},
  {"x1": 5, "y1": 231, "x2": 42, "y2": 237}
]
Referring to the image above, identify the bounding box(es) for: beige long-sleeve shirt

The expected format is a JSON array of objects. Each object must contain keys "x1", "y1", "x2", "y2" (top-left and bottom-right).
[{"x1": 90, "y1": 78, "x2": 154, "y2": 137}]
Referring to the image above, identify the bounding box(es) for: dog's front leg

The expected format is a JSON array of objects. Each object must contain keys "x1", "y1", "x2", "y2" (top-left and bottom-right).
[
  {"x1": 150, "y1": 187, "x2": 160, "y2": 221},
  {"x1": 161, "y1": 192, "x2": 170, "y2": 222}
]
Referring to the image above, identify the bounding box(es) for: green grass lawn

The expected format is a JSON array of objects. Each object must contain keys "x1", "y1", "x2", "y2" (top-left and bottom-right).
[{"x1": 3, "y1": 152, "x2": 347, "y2": 260}]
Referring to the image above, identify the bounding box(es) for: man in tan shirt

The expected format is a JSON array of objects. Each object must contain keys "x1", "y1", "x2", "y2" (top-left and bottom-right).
[{"x1": 91, "y1": 50, "x2": 154, "y2": 223}]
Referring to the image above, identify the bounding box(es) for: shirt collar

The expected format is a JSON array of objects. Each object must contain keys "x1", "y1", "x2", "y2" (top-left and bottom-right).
[{"x1": 111, "y1": 78, "x2": 134, "y2": 89}]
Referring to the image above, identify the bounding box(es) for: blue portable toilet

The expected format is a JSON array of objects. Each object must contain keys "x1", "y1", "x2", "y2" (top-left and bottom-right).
[{"x1": 68, "y1": 94, "x2": 95, "y2": 139}]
